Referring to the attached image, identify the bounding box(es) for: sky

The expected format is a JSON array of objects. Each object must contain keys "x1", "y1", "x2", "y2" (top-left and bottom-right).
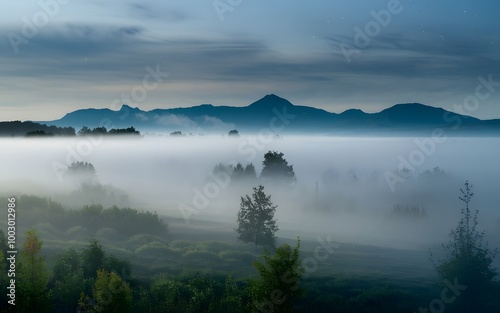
[{"x1": 1, "y1": 0, "x2": 499, "y2": 121}]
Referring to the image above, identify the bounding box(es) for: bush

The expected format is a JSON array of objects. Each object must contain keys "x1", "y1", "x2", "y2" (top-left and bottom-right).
[
  {"x1": 66, "y1": 226, "x2": 90, "y2": 239},
  {"x1": 219, "y1": 250, "x2": 255, "y2": 263},
  {"x1": 169, "y1": 240, "x2": 195, "y2": 251},
  {"x1": 126, "y1": 234, "x2": 166, "y2": 250},
  {"x1": 96, "y1": 227, "x2": 122, "y2": 242},
  {"x1": 182, "y1": 251, "x2": 221, "y2": 263},
  {"x1": 135, "y1": 242, "x2": 181, "y2": 259}
]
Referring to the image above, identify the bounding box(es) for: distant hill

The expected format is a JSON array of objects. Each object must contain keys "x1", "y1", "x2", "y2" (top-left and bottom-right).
[
  {"x1": 0, "y1": 121, "x2": 75, "y2": 137},
  {"x1": 36, "y1": 94, "x2": 500, "y2": 135}
]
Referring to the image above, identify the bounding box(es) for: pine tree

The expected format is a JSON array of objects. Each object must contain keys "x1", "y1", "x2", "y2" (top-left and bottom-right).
[{"x1": 432, "y1": 181, "x2": 499, "y2": 312}]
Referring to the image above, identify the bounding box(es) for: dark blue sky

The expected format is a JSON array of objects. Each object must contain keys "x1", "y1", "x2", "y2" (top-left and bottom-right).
[{"x1": 1, "y1": 0, "x2": 499, "y2": 121}]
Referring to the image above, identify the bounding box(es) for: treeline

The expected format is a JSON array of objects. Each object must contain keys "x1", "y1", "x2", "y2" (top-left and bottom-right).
[
  {"x1": 2, "y1": 195, "x2": 168, "y2": 237},
  {"x1": 0, "y1": 231, "x2": 434, "y2": 313},
  {"x1": 78, "y1": 126, "x2": 140, "y2": 136},
  {"x1": 0, "y1": 121, "x2": 75, "y2": 137},
  {"x1": 212, "y1": 151, "x2": 297, "y2": 186},
  {"x1": 0, "y1": 121, "x2": 142, "y2": 137}
]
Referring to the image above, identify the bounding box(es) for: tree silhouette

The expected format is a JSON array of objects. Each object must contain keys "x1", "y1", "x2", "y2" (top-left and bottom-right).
[
  {"x1": 235, "y1": 185, "x2": 279, "y2": 251},
  {"x1": 260, "y1": 151, "x2": 296, "y2": 185},
  {"x1": 66, "y1": 161, "x2": 98, "y2": 183},
  {"x1": 431, "y1": 181, "x2": 499, "y2": 312},
  {"x1": 250, "y1": 238, "x2": 304, "y2": 313},
  {"x1": 228, "y1": 129, "x2": 240, "y2": 137},
  {"x1": 78, "y1": 126, "x2": 92, "y2": 135},
  {"x1": 232, "y1": 163, "x2": 257, "y2": 182}
]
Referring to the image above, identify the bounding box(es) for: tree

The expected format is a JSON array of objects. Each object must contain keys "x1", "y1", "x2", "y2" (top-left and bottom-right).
[
  {"x1": 81, "y1": 270, "x2": 132, "y2": 313},
  {"x1": 65, "y1": 161, "x2": 98, "y2": 183},
  {"x1": 0, "y1": 229, "x2": 7, "y2": 256},
  {"x1": 233, "y1": 163, "x2": 257, "y2": 182},
  {"x1": 17, "y1": 229, "x2": 51, "y2": 313},
  {"x1": 52, "y1": 248, "x2": 90, "y2": 312},
  {"x1": 78, "y1": 126, "x2": 92, "y2": 136},
  {"x1": 228, "y1": 129, "x2": 240, "y2": 137},
  {"x1": 244, "y1": 163, "x2": 257, "y2": 179},
  {"x1": 0, "y1": 251, "x2": 7, "y2": 309},
  {"x1": 170, "y1": 131, "x2": 184, "y2": 136},
  {"x1": 250, "y1": 238, "x2": 304, "y2": 313},
  {"x1": 82, "y1": 239, "x2": 105, "y2": 279},
  {"x1": 431, "y1": 181, "x2": 499, "y2": 312},
  {"x1": 235, "y1": 185, "x2": 279, "y2": 251},
  {"x1": 260, "y1": 151, "x2": 296, "y2": 185}
]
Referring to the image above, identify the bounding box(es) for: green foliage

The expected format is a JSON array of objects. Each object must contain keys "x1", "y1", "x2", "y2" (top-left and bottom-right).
[
  {"x1": 182, "y1": 250, "x2": 222, "y2": 263},
  {"x1": 91, "y1": 270, "x2": 133, "y2": 313},
  {"x1": 52, "y1": 248, "x2": 89, "y2": 312},
  {"x1": 148, "y1": 274, "x2": 245, "y2": 313},
  {"x1": 14, "y1": 195, "x2": 168, "y2": 238},
  {"x1": 50, "y1": 241, "x2": 132, "y2": 312},
  {"x1": 0, "y1": 229, "x2": 7, "y2": 256},
  {"x1": 104, "y1": 255, "x2": 132, "y2": 280},
  {"x1": 432, "y1": 181, "x2": 499, "y2": 312},
  {"x1": 0, "y1": 251, "x2": 7, "y2": 309},
  {"x1": 250, "y1": 238, "x2": 304, "y2": 313},
  {"x1": 236, "y1": 185, "x2": 279, "y2": 250},
  {"x1": 17, "y1": 229, "x2": 51, "y2": 313},
  {"x1": 260, "y1": 151, "x2": 296, "y2": 184},
  {"x1": 82, "y1": 239, "x2": 106, "y2": 279}
]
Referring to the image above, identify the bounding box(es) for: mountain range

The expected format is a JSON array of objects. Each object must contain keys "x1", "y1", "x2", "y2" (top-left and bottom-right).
[{"x1": 37, "y1": 94, "x2": 500, "y2": 135}]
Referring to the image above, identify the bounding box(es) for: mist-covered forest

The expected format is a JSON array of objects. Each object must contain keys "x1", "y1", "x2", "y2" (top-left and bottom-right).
[{"x1": 1, "y1": 135, "x2": 500, "y2": 312}]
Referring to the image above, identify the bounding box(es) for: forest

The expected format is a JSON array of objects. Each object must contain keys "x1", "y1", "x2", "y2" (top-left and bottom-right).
[{"x1": 1, "y1": 148, "x2": 499, "y2": 313}]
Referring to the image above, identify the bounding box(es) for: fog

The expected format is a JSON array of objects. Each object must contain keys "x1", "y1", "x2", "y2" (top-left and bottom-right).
[{"x1": 1, "y1": 135, "x2": 499, "y2": 251}]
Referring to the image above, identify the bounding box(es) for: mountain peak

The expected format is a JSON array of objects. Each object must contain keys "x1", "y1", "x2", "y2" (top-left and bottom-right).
[
  {"x1": 341, "y1": 108, "x2": 366, "y2": 116},
  {"x1": 249, "y1": 94, "x2": 294, "y2": 108},
  {"x1": 119, "y1": 104, "x2": 140, "y2": 112}
]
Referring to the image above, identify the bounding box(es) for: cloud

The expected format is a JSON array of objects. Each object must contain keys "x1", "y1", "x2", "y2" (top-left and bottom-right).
[
  {"x1": 154, "y1": 114, "x2": 197, "y2": 128},
  {"x1": 202, "y1": 116, "x2": 235, "y2": 130},
  {"x1": 129, "y1": 3, "x2": 189, "y2": 22},
  {"x1": 135, "y1": 113, "x2": 149, "y2": 122}
]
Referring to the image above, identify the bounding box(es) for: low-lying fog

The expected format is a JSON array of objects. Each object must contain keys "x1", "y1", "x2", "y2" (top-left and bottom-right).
[{"x1": 1, "y1": 135, "x2": 499, "y2": 250}]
